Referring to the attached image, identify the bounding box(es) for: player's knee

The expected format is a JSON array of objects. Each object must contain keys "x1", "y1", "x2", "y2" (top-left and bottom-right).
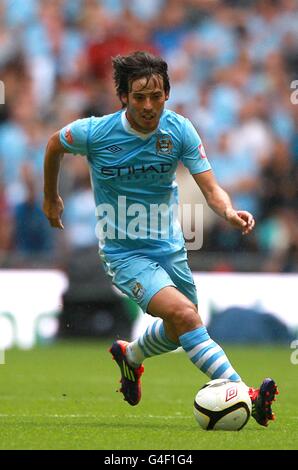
[{"x1": 168, "y1": 300, "x2": 202, "y2": 336}]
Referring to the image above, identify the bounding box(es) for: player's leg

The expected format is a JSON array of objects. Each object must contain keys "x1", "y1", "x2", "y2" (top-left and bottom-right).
[
  {"x1": 107, "y1": 251, "x2": 278, "y2": 421},
  {"x1": 108, "y1": 254, "x2": 180, "y2": 405},
  {"x1": 110, "y1": 312, "x2": 179, "y2": 406},
  {"x1": 147, "y1": 286, "x2": 279, "y2": 426},
  {"x1": 125, "y1": 316, "x2": 179, "y2": 367},
  {"x1": 108, "y1": 249, "x2": 240, "y2": 404},
  {"x1": 111, "y1": 253, "x2": 181, "y2": 362},
  {"x1": 147, "y1": 286, "x2": 241, "y2": 382},
  {"x1": 125, "y1": 247, "x2": 197, "y2": 366}
]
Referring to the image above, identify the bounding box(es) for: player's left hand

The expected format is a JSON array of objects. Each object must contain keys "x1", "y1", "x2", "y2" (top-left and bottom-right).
[{"x1": 225, "y1": 209, "x2": 255, "y2": 235}]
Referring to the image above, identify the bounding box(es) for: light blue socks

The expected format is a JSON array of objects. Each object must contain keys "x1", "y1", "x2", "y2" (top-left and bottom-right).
[{"x1": 179, "y1": 326, "x2": 241, "y2": 381}]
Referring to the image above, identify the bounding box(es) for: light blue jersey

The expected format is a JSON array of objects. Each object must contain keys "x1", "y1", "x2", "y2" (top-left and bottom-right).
[{"x1": 60, "y1": 109, "x2": 211, "y2": 258}]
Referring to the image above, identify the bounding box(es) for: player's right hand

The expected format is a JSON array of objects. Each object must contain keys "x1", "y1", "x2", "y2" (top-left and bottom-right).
[{"x1": 43, "y1": 195, "x2": 64, "y2": 229}]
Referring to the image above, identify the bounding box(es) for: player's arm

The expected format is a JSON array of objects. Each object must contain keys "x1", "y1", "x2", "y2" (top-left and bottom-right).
[
  {"x1": 43, "y1": 131, "x2": 69, "y2": 229},
  {"x1": 192, "y1": 170, "x2": 255, "y2": 235},
  {"x1": 43, "y1": 118, "x2": 90, "y2": 229}
]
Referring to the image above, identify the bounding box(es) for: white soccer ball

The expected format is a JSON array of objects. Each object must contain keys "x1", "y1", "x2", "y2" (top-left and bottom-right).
[{"x1": 193, "y1": 379, "x2": 252, "y2": 431}]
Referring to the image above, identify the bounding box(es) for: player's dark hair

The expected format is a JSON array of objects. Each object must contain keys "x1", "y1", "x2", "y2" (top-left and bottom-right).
[{"x1": 112, "y1": 51, "x2": 170, "y2": 107}]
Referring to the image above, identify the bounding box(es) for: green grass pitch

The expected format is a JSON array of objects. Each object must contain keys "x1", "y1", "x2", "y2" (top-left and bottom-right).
[{"x1": 0, "y1": 340, "x2": 297, "y2": 450}]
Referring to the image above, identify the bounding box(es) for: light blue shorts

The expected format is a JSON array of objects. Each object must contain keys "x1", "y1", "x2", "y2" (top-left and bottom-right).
[{"x1": 101, "y1": 248, "x2": 198, "y2": 312}]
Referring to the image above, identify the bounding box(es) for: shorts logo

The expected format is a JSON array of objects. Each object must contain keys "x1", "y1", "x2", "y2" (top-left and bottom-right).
[
  {"x1": 65, "y1": 128, "x2": 73, "y2": 144},
  {"x1": 225, "y1": 386, "x2": 238, "y2": 402},
  {"x1": 156, "y1": 135, "x2": 173, "y2": 155},
  {"x1": 132, "y1": 282, "x2": 145, "y2": 300}
]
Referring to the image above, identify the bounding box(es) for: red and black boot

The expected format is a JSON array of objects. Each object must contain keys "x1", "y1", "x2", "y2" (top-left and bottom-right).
[
  {"x1": 109, "y1": 340, "x2": 144, "y2": 406},
  {"x1": 249, "y1": 378, "x2": 279, "y2": 427}
]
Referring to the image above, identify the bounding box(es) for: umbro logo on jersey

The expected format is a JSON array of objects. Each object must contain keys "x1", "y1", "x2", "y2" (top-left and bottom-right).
[{"x1": 105, "y1": 145, "x2": 122, "y2": 153}]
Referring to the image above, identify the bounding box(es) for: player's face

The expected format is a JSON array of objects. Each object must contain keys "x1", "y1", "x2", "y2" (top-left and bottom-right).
[{"x1": 123, "y1": 75, "x2": 168, "y2": 133}]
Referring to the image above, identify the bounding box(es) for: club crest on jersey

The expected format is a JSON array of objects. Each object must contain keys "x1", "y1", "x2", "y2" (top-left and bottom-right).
[{"x1": 156, "y1": 135, "x2": 173, "y2": 155}]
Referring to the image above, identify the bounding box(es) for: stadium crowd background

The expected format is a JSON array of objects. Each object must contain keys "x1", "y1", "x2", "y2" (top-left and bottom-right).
[{"x1": 0, "y1": 0, "x2": 297, "y2": 274}]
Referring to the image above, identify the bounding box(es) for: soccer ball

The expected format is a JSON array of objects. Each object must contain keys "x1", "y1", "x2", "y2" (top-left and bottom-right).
[{"x1": 193, "y1": 379, "x2": 252, "y2": 431}]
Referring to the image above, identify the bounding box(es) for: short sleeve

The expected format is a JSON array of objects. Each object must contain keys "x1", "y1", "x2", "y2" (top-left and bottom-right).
[
  {"x1": 180, "y1": 118, "x2": 211, "y2": 174},
  {"x1": 59, "y1": 118, "x2": 91, "y2": 155}
]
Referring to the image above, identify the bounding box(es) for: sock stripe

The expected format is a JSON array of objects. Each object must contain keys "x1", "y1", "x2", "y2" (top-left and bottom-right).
[
  {"x1": 191, "y1": 340, "x2": 217, "y2": 363},
  {"x1": 228, "y1": 371, "x2": 241, "y2": 381},
  {"x1": 143, "y1": 320, "x2": 178, "y2": 353},
  {"x1": 144, "y1": 322, "x2": 167, "y2": 349},
  {"x1": 139, "y1": 330, "x2": 164, "y2": 356},
  {"x1": 206, "y1": 354, "x2": 229, "y2": 376},
  {"x1": 137, "y1": 335, "x2": 144, "y2": 350},
  {"x1": 145, "y1": 322, "x2": 155, "y2": 339},
  {"x1": 135, "y1": 319, "x2": 178, "y2": 360},
  {"x1": 212, "y1": 364, "x2": 235, "y2": 380},
  {"x1": 137, "y1": 335, "x2": 146, "y2": 354},
  {"x1": 179, "y1": 326, "x2": 241, "y2": 382},
  {"x1": 200, "y1": 350, "x2": 225, "y2": 374},
  {"x1": 159, "y1": 322, "x2": 179, "y2": 349},
  {"x1": 179, "y1": 326, "x2": 209, "y2": 351},
  {"x1": 142, "y1": 337, "x2": 161, "y2": 356},
  {"x1": 145, "y1": 336, "x2": 172, "y2": 354},
  {"x1": 151, "y1": 321, "x2": 171, "y2": 350},
  {"x1": 194, "y1": 343, "x2": 222, "y2": 369},
  {"x1": 187, "y1": 339, "x2": 213, "y2": 359},
  {"x1": 143, "y1": 336, "x2": 167, "y2": 356},
  {"x1": 154, "y1": 320, "x2": 173, "y2": 348}
]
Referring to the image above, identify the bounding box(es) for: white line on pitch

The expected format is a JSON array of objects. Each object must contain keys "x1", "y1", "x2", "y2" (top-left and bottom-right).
[{"x1": 0, "y1": 413, "x2": 191, "y2": 419}]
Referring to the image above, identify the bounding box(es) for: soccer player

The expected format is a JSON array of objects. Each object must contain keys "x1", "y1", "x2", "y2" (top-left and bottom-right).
[{"x1": 43, "y1": 51, "x2": 278, "y2": 427}]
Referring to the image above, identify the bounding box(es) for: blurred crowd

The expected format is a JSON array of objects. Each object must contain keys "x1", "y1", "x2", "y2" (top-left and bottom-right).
[{"x1": 0, "y1": 0, "x2": 297, "y2": 272}]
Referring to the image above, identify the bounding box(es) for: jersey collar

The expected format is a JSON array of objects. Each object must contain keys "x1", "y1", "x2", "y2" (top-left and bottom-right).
[{"x1": 121, "y1": 110, "x2": 159, "y2": 140}]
